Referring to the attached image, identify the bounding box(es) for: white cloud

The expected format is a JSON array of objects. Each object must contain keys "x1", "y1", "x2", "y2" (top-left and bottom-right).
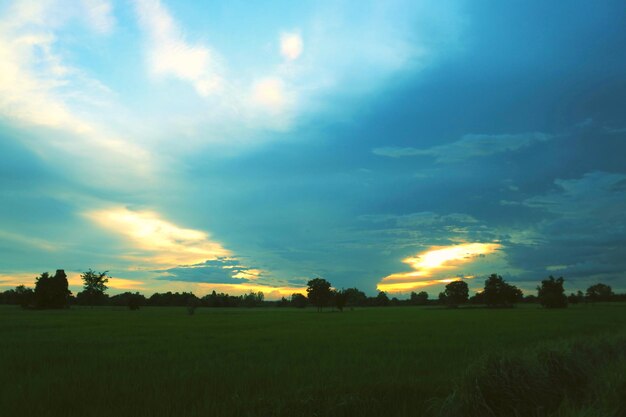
[
  {"x1": 280, "y1": 31, "x2": 303, "y2": 61},
  {"x1": 0, "y1": 0, "x2": 155, "y2": 189},
  {"x1": 373, "y1": 132, "x2": 554, "y2": 162},
  {"x1": 134, "y1": 0, "x2": 221, "y2": 96},
  {"x1": 81, "y1": 0, "x2": 115, "y2": 34}
]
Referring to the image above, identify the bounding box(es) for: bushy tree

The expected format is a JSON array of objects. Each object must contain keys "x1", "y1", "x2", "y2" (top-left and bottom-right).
[
  {"x1": 306, "y1": 278, "x2": 333, "y2": 311},
  {"x1": 34, "y1": 270, "x2": 71, "y2": 309},
  {"x1": 334, "y1": 290, "x2": 348, "y2": 312},
  {"x1": 443, "y1": 280, "x2": 469, "y2": 308},
  {"x1": 483, "y1": 274, "x2": 523, "y2": 308},
  {"x1": 343, "y1": 288, "x2": 367, "y2": 307},
  {"x1": 410, "y1": 291, "x2": 429, "y2": 305},
  {"x1": 290, "y1": 293, "x2": 308, "y2": 308},
  {"x1": 586, "y1": 283, "x2": 614, "y2": 302},
  {"x1": 15, "y1": 285, "x2": 34, "y2": 309},
  {"x1": 375, "y1": 291, "x2": 390, "y2": 307},
  {"x1": 537, "y1": 276, "x2": 568, "y2": 308}
]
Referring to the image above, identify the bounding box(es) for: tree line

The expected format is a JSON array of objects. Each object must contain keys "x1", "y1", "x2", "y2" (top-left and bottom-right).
[{"x1": 0, "y1": 269, "x2": 624, "y2": 310}]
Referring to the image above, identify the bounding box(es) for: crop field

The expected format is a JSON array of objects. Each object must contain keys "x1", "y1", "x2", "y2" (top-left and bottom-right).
[{"x1": 1, "y1": 304, "x2": 626, "y2": 417}]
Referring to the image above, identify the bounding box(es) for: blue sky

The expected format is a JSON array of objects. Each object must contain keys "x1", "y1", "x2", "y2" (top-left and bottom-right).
[{"x1": 1, "y1": 0, "x2": 625, "y2": 298}]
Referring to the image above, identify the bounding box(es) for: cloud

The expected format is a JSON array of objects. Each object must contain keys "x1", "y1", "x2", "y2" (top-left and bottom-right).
[
  {"x1": 81, "y1": 0, "x2": 115, "y2": 34},
  {"x1": 134, "y1": 0, "x2": 221, "y2": 96},
  {"x1": 373, "y1": 132, "x2": 553, "y2": 162},
  {"x1": 502, "y1": 171, "x2": 626, "y2": 290},
  {"x1": 0, "y1": 0, "x2": 155, "y2": 189},
  {"x1": 280, "y1": 31, "x2": 303, "y2": 61},
  {"x1": 86, "y1": 207, "x2": 231, "y2": 269},
  {"x1": 377, "y1": 242, "x2": 502, "y2": 292},
  {"x1": 155, "y1": 258, "x2": 262, "y2": 284}
]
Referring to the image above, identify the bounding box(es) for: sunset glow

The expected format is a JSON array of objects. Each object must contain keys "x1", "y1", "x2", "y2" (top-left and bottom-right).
[{"x1": 378, "y1": 243, "x2": 501, "y2": 293}]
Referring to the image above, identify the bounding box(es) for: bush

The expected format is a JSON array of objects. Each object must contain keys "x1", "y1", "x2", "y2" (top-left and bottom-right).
[{"x1": 432, "y1": 334, "x2": 626, "y2": 417}]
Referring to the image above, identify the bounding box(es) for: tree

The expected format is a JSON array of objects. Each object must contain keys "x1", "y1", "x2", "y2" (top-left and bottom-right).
[
  {"x1": 34, "y1": 270, "x2": 71, "y2": 309},
  {"x1": 290, "y1": 293, "x2": 308, "y2": 308},
  {"x1": 375, "y1": 291, "x2": 390, "y2": 307},
  {"x1": 77, "y1": 269, "x2": 110, "y2": 306},
  {"x1": 343, "y1": 288, "x2": 367, "y2": 307},
  {"x1": 15, "y1": 285, "x2": 34, "y2": 309},
  {"x1": 443, "y1": 280, "x2": 469, "y2": 308},
  {"x1": 306, "y1": 278, "x2": 333, "y2": 312},
  {"x1": 482, "y1": 274, "x2": 523, "y2": 308},
  {"x1": 334, "y1": 290, "x2": 348, "y2": 312},
  {"x1": 537, "y1": 276, "x2": 568, "y2": 308},
  {"x1": 586, "y1": 283, "x2": 614, "y2": 302},
  {"x1": 410, "y1": 291, "x2": 429, "y2": 305}
]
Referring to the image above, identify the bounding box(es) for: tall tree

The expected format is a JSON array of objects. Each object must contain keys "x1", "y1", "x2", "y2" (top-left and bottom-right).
[
  {"x1": 78, "y1": 269, "x2": 110, "y2": 306},
  {"x1": 306, "y1": 278, "x2": 332, "y2": 312},
  {"x1": 34, "y1": 270, "x2": 71, "y2": 309},
  {"x1": 537, "y1": 276, "x2": 568, "y2": 308},
  {"x1": 443, "y1": 280, "x2": 469, "y2": 308},
  {"x1": 482, "y1": 274, "x2": 523, "y2": 308}
]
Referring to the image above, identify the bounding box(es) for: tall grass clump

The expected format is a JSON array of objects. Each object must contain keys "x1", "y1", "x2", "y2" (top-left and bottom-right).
[{"x1": 433, "y1": 333, "x2": 626, "y2": 417}]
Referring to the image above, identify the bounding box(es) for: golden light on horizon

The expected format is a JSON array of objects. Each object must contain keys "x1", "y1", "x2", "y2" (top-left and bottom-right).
[
  {"x1": 86, "y1": 207, "x2": 232, "y2": 269},
  {"x1": 377, "y1": 243, "x2": 500, "y2": 293}
]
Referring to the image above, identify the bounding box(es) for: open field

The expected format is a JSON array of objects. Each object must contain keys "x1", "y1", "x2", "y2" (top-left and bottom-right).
[{"x1": 1, "y1": 304, "x2": 626, "y2": 417}]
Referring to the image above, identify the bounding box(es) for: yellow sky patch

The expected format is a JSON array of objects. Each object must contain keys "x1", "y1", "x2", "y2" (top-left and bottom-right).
[
  {"x1": 378, "y1": 242, "x2": 501, "y2": 293},
  {"x1": 86, "y1": 207, "x2": 231, "y2": 269}
]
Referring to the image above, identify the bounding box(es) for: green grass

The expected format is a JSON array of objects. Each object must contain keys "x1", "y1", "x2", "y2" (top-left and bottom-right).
[{"x1": 1, "y1": 304, "x2": 626, "y2": 417}]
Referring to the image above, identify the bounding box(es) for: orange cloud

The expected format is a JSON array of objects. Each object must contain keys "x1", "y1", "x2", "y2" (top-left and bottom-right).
[{"x1": 378, "y1": 243, "x2": 500, "y2": 293}]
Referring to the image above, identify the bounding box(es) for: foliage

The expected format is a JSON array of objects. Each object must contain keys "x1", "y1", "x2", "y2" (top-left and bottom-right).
[
  {"x1": 586, "y1": 283, "x2": 614, "y2": 302},
  {"x1": 482, "y1": 274, "x2": 523, "y2": 308},
  {"x1": 77, "y1": 269, "x2": 110, "y2": 306},
  {"x1": 334, "y1": 290, "x2": 348, "y2": 311},
  {"x1": 343, "y1": 288, "x2": 367, "y2": 307},
  {"x1": 433, "y1": 334, "x2": 626, "y2": 417},
  {"x1": 537, "y1": 276, "x2": 568, "y2": 308},
  {"x1": 374, "y1": 291, "x2": 390, "y2": 307},
  {"x1": 306, "y1": 278, "x2": 333, "y2": 311},
  {"x1": 410, "y1": 291, "x2": 429, "y2": 305},
  {"x1": 290, "y1": 293, "x2": 308, "y2": 308},
  {"x1": 444, "y1": 281, "x2": 469, "y2": 308},
  {"x1": 34, "y1": 270, "x2": 71, "y2": 309}
]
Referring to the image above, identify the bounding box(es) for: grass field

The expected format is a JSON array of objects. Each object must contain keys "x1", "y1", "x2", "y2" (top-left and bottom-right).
[{"x1": 1, "y1": 304, "x2": 626, "y2": 417}]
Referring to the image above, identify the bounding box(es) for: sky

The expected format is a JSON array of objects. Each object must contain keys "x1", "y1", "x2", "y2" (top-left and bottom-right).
[{"x1": 1, "y1": 0, "x2": 625, "y2": 299}]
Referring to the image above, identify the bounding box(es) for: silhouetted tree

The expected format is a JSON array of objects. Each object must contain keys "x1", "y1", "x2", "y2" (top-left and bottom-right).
[
  {"x1": 243, "y1": 291, "x2": 264, "y2": 307},
  {"x1": 443, "y1": 280, "x2": 469, "y2": 308},
  {"x1": 410, "y1": 291, "x2": 429, "y2": 305},
  {"x1": 469, "y1": 291, "x2": 485, "y2": 304},
  {"x1": 334, "y1": 290, "x2": 348, "y2": 312},
  {"x1": 108, "y1": 292, "x2": 146, "y2": 309},
  {"x1": 568, "y1": 291, "x2": 584, "y2": 305},
  {"x1": 375, "y1": 291, "x2": 390, "y2": 307},
  {"x1": 77, "y1": 269, "x2": 109, "y2": 306},
  {"x1": 482, "y1": 274, "x2": 523, "y2": 308},
  {"x1": 290, "y1": 293, "x2": 307, "y2": 308},
  {"x1": 34, "y1": 270, "x2": 71, "y2": 309},
  {"x1": 306, "y1": 278, "x2": 333, "y2": 311},
  {"x1": 537, "y1": 276, "x2": 568, "y2": 308},
  {"x1": 276, "y1": 297, "x2": 289, "y2": 307},
  {"x1": 586, "y1": 283, "x2": 614, "y2": 302},
  {"x1": 15, "y1": 285, "x2": 34, "y2": 309},
  {"x1": 343, "y1": 288, "x2": 367, "y2": 307}
]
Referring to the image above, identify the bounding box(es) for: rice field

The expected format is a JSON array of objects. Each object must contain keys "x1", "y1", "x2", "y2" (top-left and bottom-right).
[{"x1": 1, "y1": 303, "x2": 625, "y2": 417}]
